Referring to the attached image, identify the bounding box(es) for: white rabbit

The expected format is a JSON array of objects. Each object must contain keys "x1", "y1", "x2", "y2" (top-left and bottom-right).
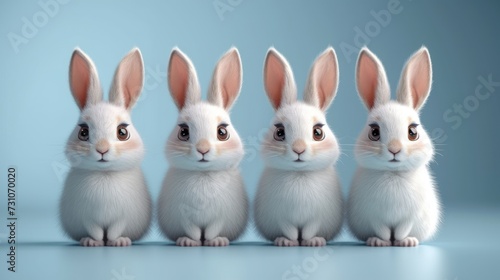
[
  {"x1": 157, "y1": 47, "x2": 249, "y2": 247},
  {"x1": 59, "y1": 48, "x2": 152, "y2": 247},
  {"x1": 347, "y1": 47, "x2": 441, "y2": 247},
  {"x1": 254, "y1": 47, "x2": 344, "y2": 247}
]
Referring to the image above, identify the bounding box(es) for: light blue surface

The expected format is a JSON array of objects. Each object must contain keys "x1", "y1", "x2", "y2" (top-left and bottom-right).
[
  {"x1": 0, "y1": 0, "x2": 499, "y2": 279},
  {"x1": 2, "y1": 207, "x2": 499, "y2": 280}
]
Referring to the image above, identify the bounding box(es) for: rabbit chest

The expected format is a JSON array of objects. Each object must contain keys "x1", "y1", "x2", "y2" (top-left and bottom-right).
[
  {"x1": 357, "y1": 167, "x2": 430, "y2": 224},
  {"x1": 65, "y1": 168, "x2": 143, "y2": 225},
  {"x1": 261, "y1": 168, "x2": 339, "y2": 225},
  {"x1": 166, "y1": 168, "x2": 243, "y2": 226}
]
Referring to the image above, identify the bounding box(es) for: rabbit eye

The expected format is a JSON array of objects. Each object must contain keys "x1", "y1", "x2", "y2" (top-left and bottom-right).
[
  {"x1": 313, "y1": 124, "x2": 325, "y2": 141},
  {"x1": 78, "y1": 124, "x2": 89, "y2": 141},
  {"x1": 217, "y1": 124, "x2": 230, "y2": 141},
  {"x1": 408, "y1": 124, "x2": 419, "y2": 141},
  {"x1": 117, "y1": 124, "x2": 130, "y2": 141},
  {"x1": 368, "y1": 124, "x2": 380, "y2": 141},
  {"x1": 178, "y1": 124, "x2": 189, "y2": 141},
  {"x1": 274, "y1": 124, "x2": 285, "y2": 141}
]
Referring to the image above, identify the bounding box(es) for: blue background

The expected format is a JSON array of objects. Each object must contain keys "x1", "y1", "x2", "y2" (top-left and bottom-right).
[{"x1": 0, "y1": 0, "x2": 499, "y2": 279}]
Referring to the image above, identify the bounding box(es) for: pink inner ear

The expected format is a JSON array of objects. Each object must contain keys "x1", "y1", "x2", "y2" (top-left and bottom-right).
[
  {"x1": 264, "y1": 53, "x2": 285, "y2": 109},
  {"x1": 317, "y1": 85, "x2": 326, "y2": 110},
  {"x1": 122, "y1": 87, "x2": 132, "y2": 109},
  {"x1": 219, "y1": 51, "x2": 241, "y2": 109},
  {"x1": 409, "y1": 54, "x2": 431, "y2": 109},
  {"x1": 316, "y1": 53, "x2": 337, "y2": 110},
  {"x1": 70, "y1": 54, "x2": 90, "y2": 108},
  {"x1": 169, "y1": 53, "x2": 189, "y2": 109},
  {"x1": 122, "y1": 60, "x2": 142, "y2": 109},
  {"x1": 357, "y1": 53, "x2": 379, "y2": 109}
]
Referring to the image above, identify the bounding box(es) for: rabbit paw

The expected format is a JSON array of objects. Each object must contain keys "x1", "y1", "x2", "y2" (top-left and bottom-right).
[
  {"x1": 176, "y1": 237, "x2": 202, "y2": 247},
  {"x1": 301, "y1": 237, "x2": 327, "y2": 247},
  {"x1": 80, "y1": 237, "x2": 104, "y2": 247},
  {"x1": 274, "y1": 237, "x2": 299, "y2": 247},
  {"x1": 204, "y1": 237, "x2": 230, "y2": 247},
  {"x1": 366, "y1": 237, "x2": 391, "y2": 247},
  {"x1": 106, "y1": 237, "x2": 132, "y2": 247},
  {"x1": 394, "y1": 237, "x2": 419, "y2": 247}
]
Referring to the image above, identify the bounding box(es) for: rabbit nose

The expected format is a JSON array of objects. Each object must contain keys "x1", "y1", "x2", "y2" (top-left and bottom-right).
[
  {"x1": 196, "y1": 139, "x2": 210, "y2": 155},
  {"x1": 197, "y1": 149, "x2": 209, "y2": 155},
  {"x1": 96, "y1": 140, "x2": 110, "y2": 155},
  {"x1": 388, "y1": 140, "x2": 402, "y2": 155},
  {"x1": 292, "y1": 140, "x2": 306, "y2": 155}
]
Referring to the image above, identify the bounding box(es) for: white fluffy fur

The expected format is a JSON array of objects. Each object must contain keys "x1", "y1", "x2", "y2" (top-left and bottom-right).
[
  {"x1": 347, "y1": 47, "x2": 441, "y2": 247},
  {"x1": 157, "y1": 47, "x2": 249, "y2": 246},
  {"x1": 254, "y1": 47, "x2": 344, "y2": 247},
  {"x1": 59, "y1": 48, "x2": 152, "y2": 247}
]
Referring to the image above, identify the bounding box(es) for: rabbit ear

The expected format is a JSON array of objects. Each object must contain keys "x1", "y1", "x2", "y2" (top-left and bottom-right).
[
  {"x1": 109, "y1": 48, "x2": 144, "y2": 110},
  {"x1": 356, "y1": 47, "x2": 390, "y2": 110},
  {"x1": 69, "y1": 48, "x2": 102, "y2": 110},
  {"x1": 168, "y1": 48, "x2": 201, "y2": 110},
  {"x1": 396, "y1": 47, "x2": 432, "y2": 111},
  {"x1": 207, "y1": 47, "x2": 242, "y2": 111},
  {"x1": 264, "y1": 48, "x2": 297, "y2": 110},
  {"x1": 304, "y1": 47, "x2": 339, "y2": 111}
]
